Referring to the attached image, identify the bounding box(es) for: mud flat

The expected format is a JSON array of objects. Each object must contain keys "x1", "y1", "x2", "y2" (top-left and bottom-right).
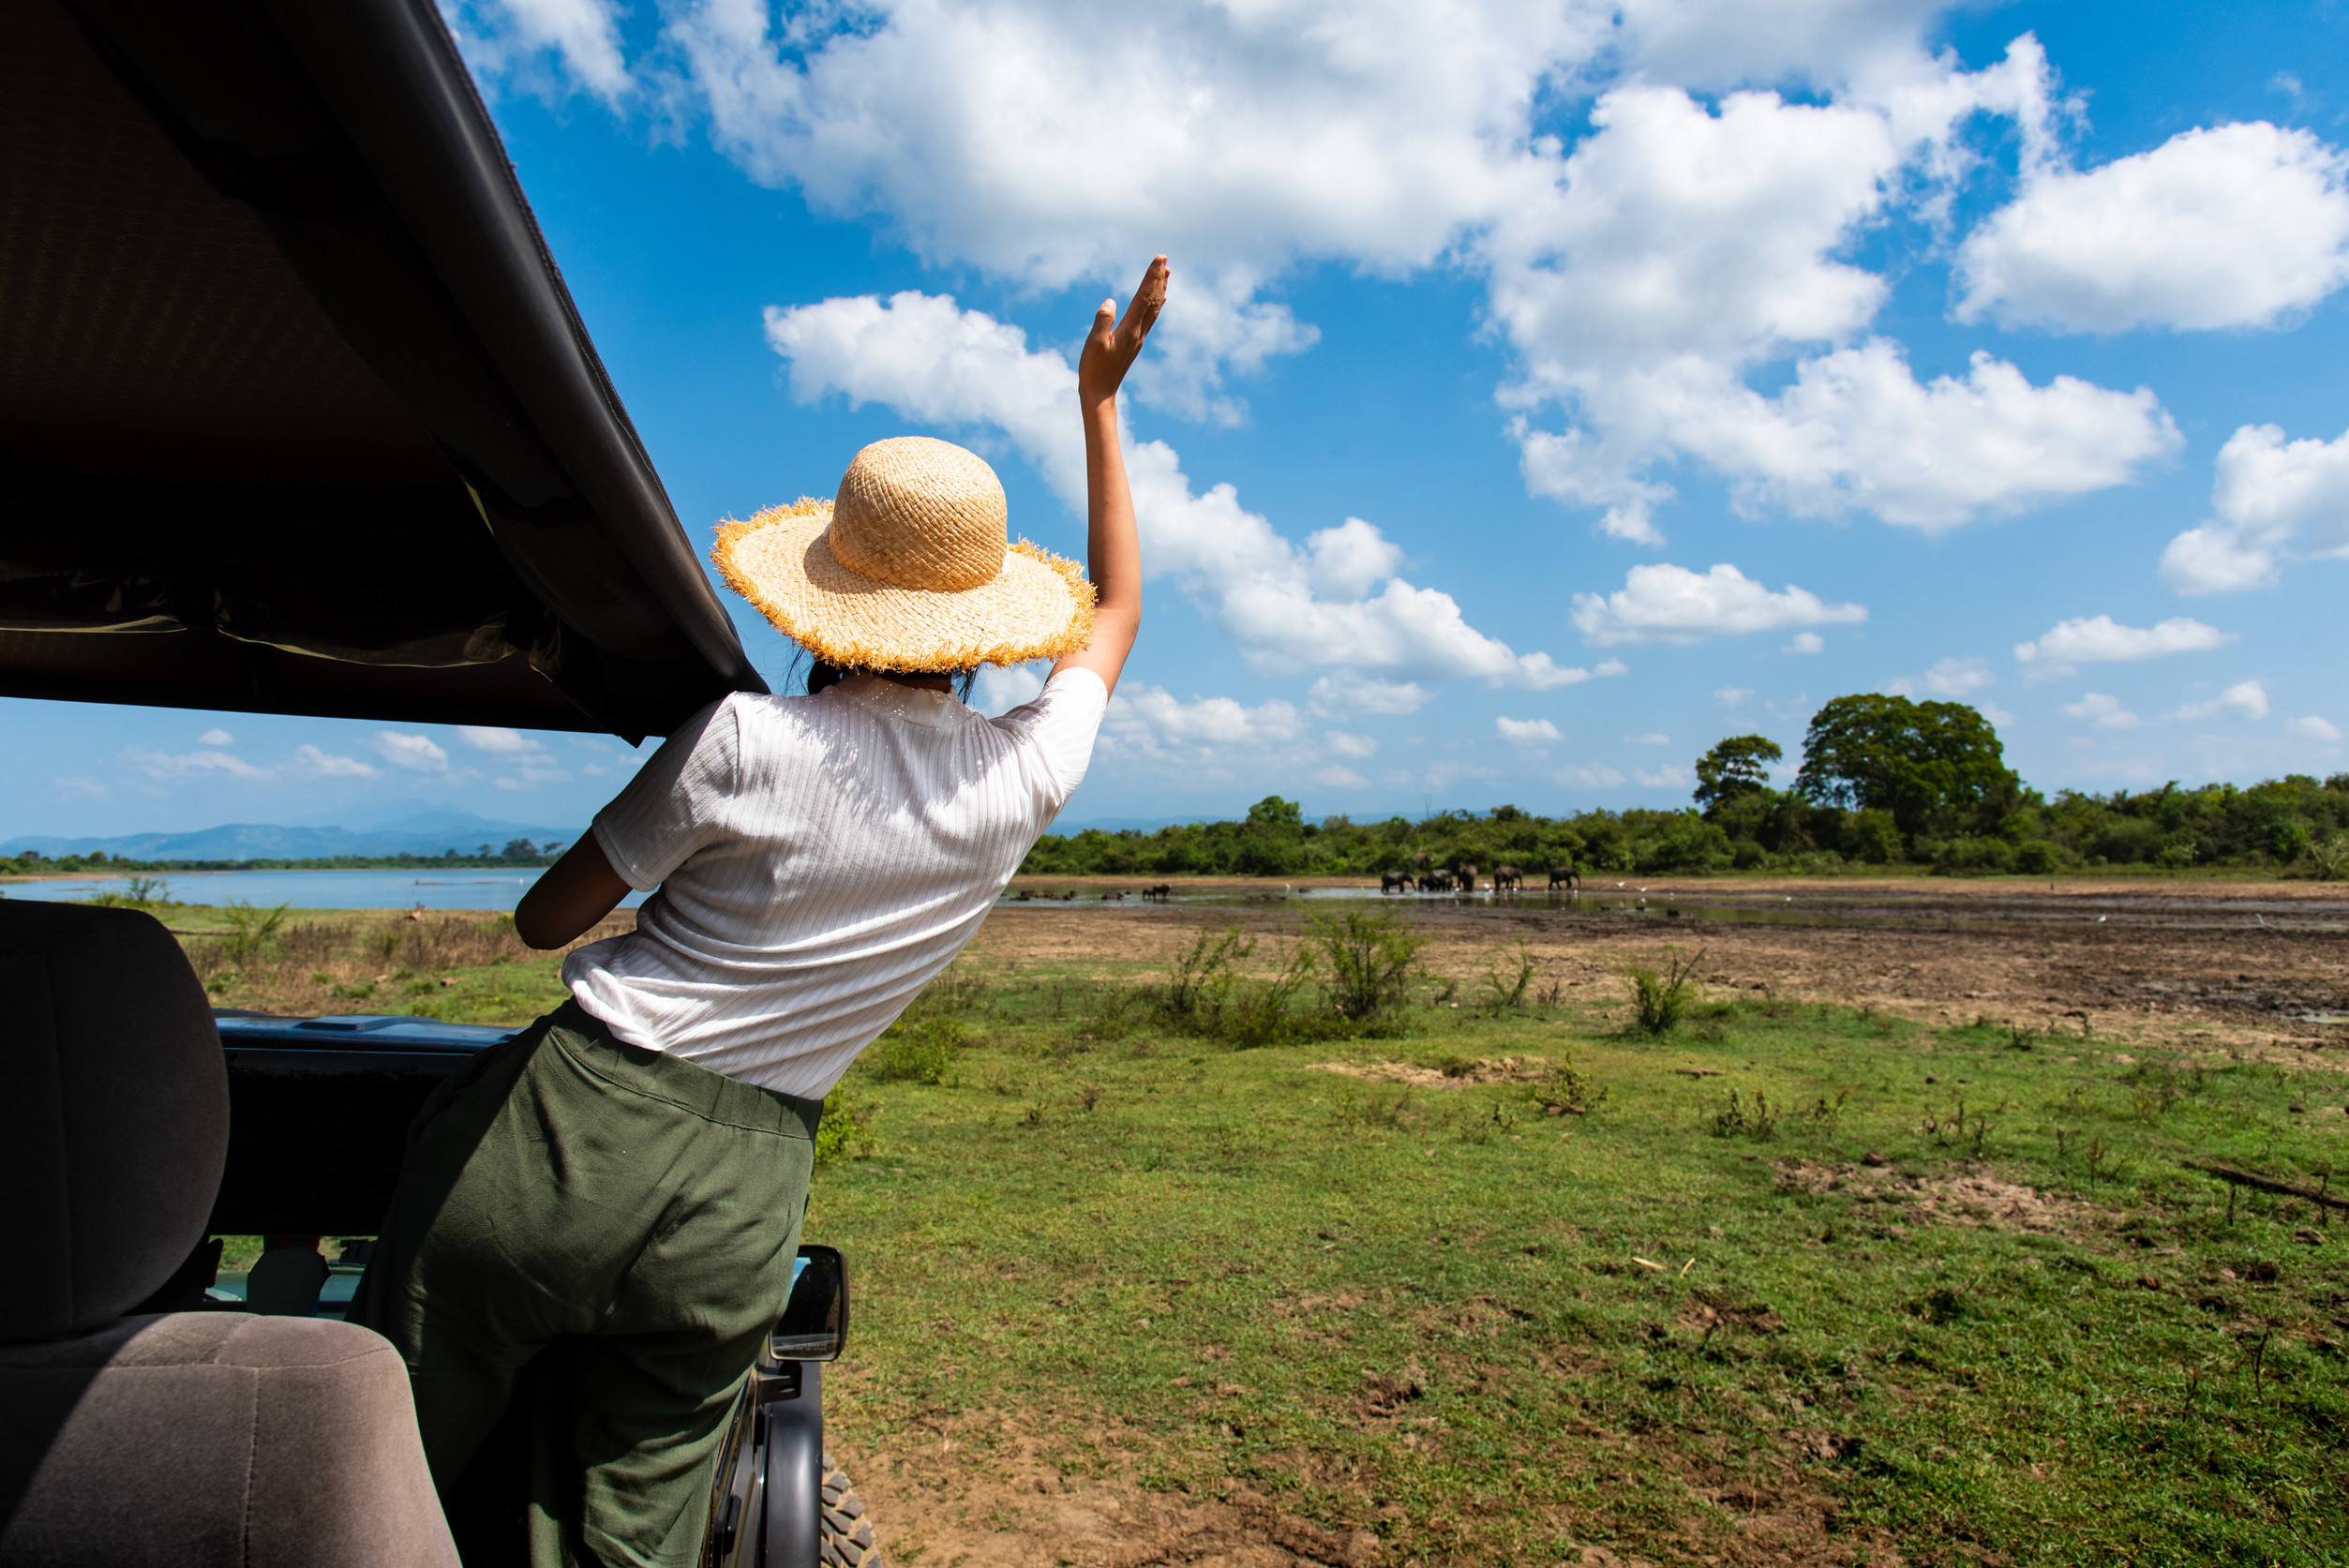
[{"x1": 979, "y1": 876, "x2": 2349, "y2": 1060}]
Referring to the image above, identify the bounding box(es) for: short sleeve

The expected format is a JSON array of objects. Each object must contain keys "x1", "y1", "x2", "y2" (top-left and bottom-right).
[
  {"x1": 590, "y1": 698, "x2": 740, "y2": 891},
  {"x1": 990, "y1": 666, "x2": 1109, "y2": 810}
]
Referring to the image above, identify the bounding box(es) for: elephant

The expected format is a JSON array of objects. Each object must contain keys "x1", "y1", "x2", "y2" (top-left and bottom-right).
[
  {"x1": 1492, "y1": 865, "x2": 1523, "y2": 891},
  {"x1": 1455, "y1": 863, "x2": 1479, "y2": 891},
  {"x1": 1381, "y1": 870, "x2": 1413, "y2": 893},
  {"x1": 1549, "y1": 862, "x2": 1581, "y2": 891}
]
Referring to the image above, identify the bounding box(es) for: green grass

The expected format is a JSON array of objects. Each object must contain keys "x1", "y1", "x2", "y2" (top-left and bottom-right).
[{"x1": 806, "y1": 965, "x2": 2347, "y2": 1565}]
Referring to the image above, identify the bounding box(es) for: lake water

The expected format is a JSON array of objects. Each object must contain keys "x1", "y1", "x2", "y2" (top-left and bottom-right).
[{"x1": 0, "y1": 868, "x2": 648, "y2": 912}]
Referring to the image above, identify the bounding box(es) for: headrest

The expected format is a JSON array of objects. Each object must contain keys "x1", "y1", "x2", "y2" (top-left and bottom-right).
[{"x1": 0, "y1": 902, "x2": 226, "y2": 1340}]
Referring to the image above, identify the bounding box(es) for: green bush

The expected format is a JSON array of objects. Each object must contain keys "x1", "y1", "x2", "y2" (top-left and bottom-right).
[
  {"x1": 866, "y1": 1015, "x2": 965, "y2": 1083},
  {"x1": 1307, "y1": 908, "x2": 1424, "y2": 1021},
  {"x1": 2014, "y1": 839, "x2": 2064, "y2": 875},
  {"x1": 1623, "y1": 947, "x2": 1703, "y2": 1034},
  {"x1": 814, "y1": 1087, "x2": 881, "y2": 1163}
]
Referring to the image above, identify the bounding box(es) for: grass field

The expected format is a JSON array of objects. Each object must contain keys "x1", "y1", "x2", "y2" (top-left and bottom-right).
[
  {"x1": 163, "y1": 894, "x2": 2347, "y2": 1565},
  {"x1": 808, "y1": 936, "x2": 2345, "y2": 1568}
]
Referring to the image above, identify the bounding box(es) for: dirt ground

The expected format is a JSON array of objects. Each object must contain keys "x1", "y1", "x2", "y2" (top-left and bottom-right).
[
  {"x1": 979, "y1": 876, "x2": 2349, "y2": 1062},
  {"x1": 845, "y1": 878, "x2": 2348, "y2": 1568}
]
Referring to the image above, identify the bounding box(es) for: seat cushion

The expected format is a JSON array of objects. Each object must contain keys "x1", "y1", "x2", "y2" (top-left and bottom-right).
[
  {"x1": 0, "y1": 1313, "x2": 456, "y2": 1568},
  {"x1": 0, "y1": 902, "x2": 226, "y2": 1340}
]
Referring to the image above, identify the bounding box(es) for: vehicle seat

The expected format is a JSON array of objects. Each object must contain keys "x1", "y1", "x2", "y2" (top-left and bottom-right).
[{"x1": 0, "y1": 902, "x2": 456, "y2": 1567}]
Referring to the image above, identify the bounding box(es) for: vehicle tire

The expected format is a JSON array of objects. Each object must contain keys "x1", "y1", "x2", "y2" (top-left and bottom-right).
[{"x1": 818, "y1": 1455, "x2": 882, "y2": 1567}]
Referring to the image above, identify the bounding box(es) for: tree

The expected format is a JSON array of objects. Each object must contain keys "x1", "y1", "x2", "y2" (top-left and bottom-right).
[
  {"x1": 501, "y1": 838, "x2": 537, "y2": 861},
  {"x1": 1794, "y1": 694, "x2": 2019, "y2": 840},
  {"x1": 1693, "y1": 735, "x2": 1784, "y2": 817},
  {"x1": 1245, "y1": 796, "x2": 1304, "y2": 829}
]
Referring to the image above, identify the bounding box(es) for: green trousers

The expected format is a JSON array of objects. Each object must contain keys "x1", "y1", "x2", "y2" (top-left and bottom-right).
[{"x1": 352, "y1": 999, "x2": 819, "y2": 1568}]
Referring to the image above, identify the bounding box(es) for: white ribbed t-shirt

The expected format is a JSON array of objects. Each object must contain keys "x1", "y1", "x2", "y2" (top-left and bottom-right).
[{"x1": 561, "y1": 668, "x2": 1108, "y2": 1098}]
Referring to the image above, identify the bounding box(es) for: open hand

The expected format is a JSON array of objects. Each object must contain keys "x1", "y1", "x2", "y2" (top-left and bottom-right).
[{"x1": 1078, "y1": 255, "x2": 1169, "y2": 405}]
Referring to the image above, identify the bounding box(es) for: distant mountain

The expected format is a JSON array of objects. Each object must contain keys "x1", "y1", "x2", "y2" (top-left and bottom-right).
[{"x1": 3, "y1": 810, "x2": 584, "y2": 860}]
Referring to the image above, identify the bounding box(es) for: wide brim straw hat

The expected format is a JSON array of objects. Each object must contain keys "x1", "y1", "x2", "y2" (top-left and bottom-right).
[{"x1": 712, "y1": 436, "x2": 1094, "y2": 672}]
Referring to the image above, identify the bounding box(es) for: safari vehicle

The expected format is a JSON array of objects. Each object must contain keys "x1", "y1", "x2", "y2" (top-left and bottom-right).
[{"x1": 0, "y1": 0, "x2": 872, "y2": 1561}]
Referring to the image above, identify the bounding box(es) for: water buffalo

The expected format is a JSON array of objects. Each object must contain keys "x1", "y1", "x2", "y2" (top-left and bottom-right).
[
  {"x1": 1381, "y1": 870, "x2": 1413, "y2": 893},
  {"x1": 1549, "y1": 862, "x2": 1581, "y2": 891},
  {"x1": 1492, "y1": 865, "x2": 1523, "y2": 891},
  {"x1": 1142, "y1": 883, "x2": 1174, "y2": 902}
]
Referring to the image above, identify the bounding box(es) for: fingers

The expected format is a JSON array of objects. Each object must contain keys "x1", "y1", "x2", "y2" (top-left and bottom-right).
[{"x1": 1117, "y1": 255, "x2": 1170, "y2": 344}]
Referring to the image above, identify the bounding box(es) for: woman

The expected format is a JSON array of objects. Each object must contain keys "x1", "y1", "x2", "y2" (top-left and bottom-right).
[{"x1": 354, "y1": 256, "x2": 1169, "y2": 1567}]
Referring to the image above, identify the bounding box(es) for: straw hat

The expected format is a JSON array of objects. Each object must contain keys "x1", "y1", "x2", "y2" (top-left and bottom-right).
[{"x1": 712, "y1": 437, "x2": 1094, "y2": 672}]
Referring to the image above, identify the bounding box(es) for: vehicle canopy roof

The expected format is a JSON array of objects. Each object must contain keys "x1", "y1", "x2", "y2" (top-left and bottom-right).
[{"x1": 2, "y1": 0, "x2": 768, "y2": 741}]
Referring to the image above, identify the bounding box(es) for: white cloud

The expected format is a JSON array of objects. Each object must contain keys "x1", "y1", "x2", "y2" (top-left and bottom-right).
[
  {"x1": 1309, "y1": 673, "x2": 1431, "y2": 716},
  {"x1": 292, "y1": 745, "x2": 377, "y2": 778},
  {"x1": 2174, "y1": 679, "x2": 2269, "y2": 723},
  {"x1": 375, "y1": 731, "x2": 452, "y2": 773},
  {"x1": 1496, "y1": 717, "x2": 1562, "y2": 746},
  {"x1": 1324, "y1": 731, "x2": 1379, "y2": 760},
  {"x1": 1572, "y1": 562, "x2": 1866, "y2": 646},
  {"x1": 1106, "y1": 686, "x2": 1305, "y2": 751},
  {"x1": 197, "y1": 728, "x2": 234, "y2": 747},
  {"x1": 2012, "y1": 615, "x2": 2233, "y2": 678},
  {"x1": 1784, "y1": 632, "x2": 1825, "y2": 654},
  {"x1": 1625, "y1": 732, "x2": 1669, "y2": 746},
  {"x1": 55, "y1": 776, "x2": 108, "y2": 799},
  {"x1": 470, "y1": 3, "x2": 2175, "y2": 545},
  {"x1": 1492, "y1": 46, "x2": 2177, "y2": 535},
  {"x1": 972, "y1": 664, "x2": 1048, "y2": 713},
  {"x1": 1636, "y1": 765, "x2": 1689, "y2": 789},
  {"x1": 1889, "y1": 655, "x2": 1994, "y2": 700},
  {"x1": 1956, "y1": 122, "x2": 2349, "y2": 334},
  {"x1": 1314, "y1": 766, "x2": 1369, "y2": 789},
  {"x1": 682, "y1": 0, "x2": 1600, "y2": 418},
  {"x1": 123, "y1": 747, "x2": 269, "y2": 781},
  {"x1": 769, "y1": 289, "x2": 1597, "y2": 688},
  {"x1": 1555, "y1": 763, "x2": 1626, "y2": 788},
  {"x1": 443, "y1": 0, "x2": 632, "y2": 104},
  {"x1": 2288, "y1": 715, "x2": 2343, "y2": 741},
  {"x1": 493, "y1": 765, "x2": 575, "y2": 792},
  {"x1": 2161, "y1": 421, "x2": 2349, "y2": 595},
  {"x1": 2062, "y1": 692, "x2": 2140, "y2": 730},
  {"x1": 1715, "y1": 687, "x2": 1755, "y2": 708},
  {"x1": 459, "y1": 725, "x2": 544, "y2": 754}
]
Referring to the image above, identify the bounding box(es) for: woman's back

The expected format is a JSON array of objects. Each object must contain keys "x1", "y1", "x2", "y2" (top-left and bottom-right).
[{"x1": 562, "y1": 668, "x2": 1108, "y2": 1097}]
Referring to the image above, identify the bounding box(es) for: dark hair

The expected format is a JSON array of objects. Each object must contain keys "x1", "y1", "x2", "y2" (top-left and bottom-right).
[{"x1": 799, "y1": 655, "x2": 976, "y2": 703}]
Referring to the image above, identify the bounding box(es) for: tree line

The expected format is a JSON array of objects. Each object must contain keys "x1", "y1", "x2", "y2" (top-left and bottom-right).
[
  {"x1": 0, "y1": 840, "x2": 567, "y2": 878},
  {"x1": 1019, "y1": 694, "x2": 2349, "y2": 879}
]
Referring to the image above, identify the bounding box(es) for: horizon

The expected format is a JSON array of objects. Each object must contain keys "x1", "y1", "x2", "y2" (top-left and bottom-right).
[{"x1": 6, "y1": 0, "x2": 2347, "y2": 839}]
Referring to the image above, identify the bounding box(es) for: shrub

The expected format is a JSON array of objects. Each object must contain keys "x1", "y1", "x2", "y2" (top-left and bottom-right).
[
  {"x1": 1308, "y1": 908, "x2": 1425, "y2": 1021},
  {"x1": 814, "y1": 1088, "x2": 881, "y2": 1164},
  {"x1": 2013, "y1": 839, "x2": 2064, "y2": 875},
  {"x1": 1481, "y1": 939, "x2": 1535, "y2": 1009},
  {"x1": 1163, "y1": 925, "x2": 1250, "y2": 1020},
  {"x1": 865, "y1": 1015, "x2": 964, "y2": 1083},
  {"x1": 1623, "y1": 946, "x2": 1704, "y2": 1034},
  {"x1": 1934, "y1": 836, "x2": 2016, "y2": 875},
  {"x1": 1526, "y1": 1056, "x2": 1606, "y2": 1115},
  {"x1": 2309, "y1": 835, "x2": 2349, "y2": 881},
  {"x1": 219, "y1": 901, "x2": 291, "y2": 967}
]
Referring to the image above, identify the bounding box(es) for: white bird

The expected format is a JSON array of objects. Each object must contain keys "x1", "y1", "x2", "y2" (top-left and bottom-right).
[{"x1": 2096, "y1": 915, "x2": 2106, "y2": 923}]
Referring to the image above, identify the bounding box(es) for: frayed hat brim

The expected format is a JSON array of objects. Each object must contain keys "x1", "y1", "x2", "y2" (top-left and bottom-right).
[{"x1": 713, "y1": 499, "x2": 1095, "y2": 671}]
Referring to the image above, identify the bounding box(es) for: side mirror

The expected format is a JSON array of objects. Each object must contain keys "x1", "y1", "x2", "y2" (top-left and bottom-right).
[{"x1": 769, "y1": 1244, "x2": 847, "y2": 1363}]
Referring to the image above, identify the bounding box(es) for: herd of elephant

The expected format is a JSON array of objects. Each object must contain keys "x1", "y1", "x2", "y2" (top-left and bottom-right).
[{"x1": 1380, "y1": 859, "x2": 1581, "y2": 894}]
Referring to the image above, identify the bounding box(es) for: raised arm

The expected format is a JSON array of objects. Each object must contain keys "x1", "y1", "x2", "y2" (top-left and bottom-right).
[{"x1": 1053, "y1": 254, "x2": 1168, "y2": 697}]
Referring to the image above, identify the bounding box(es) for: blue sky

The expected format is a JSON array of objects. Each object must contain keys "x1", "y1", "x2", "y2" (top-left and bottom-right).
[{"x1": 10, "y1": 0, "x2": 2349, "y2": 838}]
